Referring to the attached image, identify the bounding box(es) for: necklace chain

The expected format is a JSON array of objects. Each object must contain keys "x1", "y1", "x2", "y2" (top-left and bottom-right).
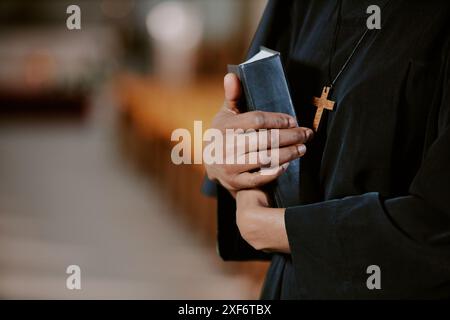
[{"x1": 327, "y1": 0, "x2": 391, "y2": 89}]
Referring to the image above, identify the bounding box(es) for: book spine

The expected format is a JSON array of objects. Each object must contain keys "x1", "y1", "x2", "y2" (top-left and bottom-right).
[
  {"x1": 238, "y1": 65, "x2": 256, "y2": 112},
  {"x1": 228, "y1": 57, "x2": 300, "y2": 208}
]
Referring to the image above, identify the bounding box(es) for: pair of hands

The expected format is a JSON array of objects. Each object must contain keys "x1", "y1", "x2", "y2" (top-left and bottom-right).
[{"x1": 204, "y1": 74, "x2": 313, "y2": 253}]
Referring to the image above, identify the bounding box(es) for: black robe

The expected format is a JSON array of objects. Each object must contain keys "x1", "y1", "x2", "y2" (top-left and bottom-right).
[{"x1": 209, "y1": 0, "x2": 450, "y2": 299}]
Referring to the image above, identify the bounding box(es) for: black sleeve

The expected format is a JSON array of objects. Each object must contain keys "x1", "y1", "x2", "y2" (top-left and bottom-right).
[
  {"x1": 202, "y1": 175, "x2": 270, "y2": 260},
  {"x1": 216, "y1": 185, "x2": 271, "y2": 261},
  {"x1": 284, "y1": 55, "x2": 450, "y2": 298}
]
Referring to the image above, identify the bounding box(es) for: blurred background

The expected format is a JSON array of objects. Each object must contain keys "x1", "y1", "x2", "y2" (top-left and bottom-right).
[{"x1": 0, "y1": 0, "x2": 269, "y2": 299}]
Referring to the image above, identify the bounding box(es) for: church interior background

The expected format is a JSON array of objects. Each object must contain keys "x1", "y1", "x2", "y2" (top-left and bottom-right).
[{"x1": 0, "y1": 0, "x2": 269, "y2": 299}]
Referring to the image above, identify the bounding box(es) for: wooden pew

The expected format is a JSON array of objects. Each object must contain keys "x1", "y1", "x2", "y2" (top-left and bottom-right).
[{"x1": 115, "y1": 74, "x2": 269, "y2": 298}]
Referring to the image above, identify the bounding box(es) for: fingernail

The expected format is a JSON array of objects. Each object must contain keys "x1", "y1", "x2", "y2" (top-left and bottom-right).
[
  {"x1": 225, "y1": 107, "x2": 238, "y2": 115},
  {"x1": 281, "y1": 162, "x2": 290, "y2": 171},
  {"x1": 297, "y1": 145, "x2": 306, "y2": 155},
  {"x1": 306, "y1": 129, "x2": 313, "y2": 139},
  {"x1": 289, "y1": 118, "x2": 297, "y2": 127}
]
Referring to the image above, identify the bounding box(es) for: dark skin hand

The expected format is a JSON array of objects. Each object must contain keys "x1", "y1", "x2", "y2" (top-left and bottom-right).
[
  {"x1": 236, "y1": 189, "x2": 289, "y2": 253},
  {"x1": 205, "y1": 73, "x2": 313, "y2": 196},
  {"x1": 204, "y1": 73, "x2": 314, "y2": 253}
]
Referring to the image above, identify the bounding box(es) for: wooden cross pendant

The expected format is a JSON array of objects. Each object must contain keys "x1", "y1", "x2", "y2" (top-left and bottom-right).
[{"x1": 312, "y1": 86, "x2": 335, "y2": 131}]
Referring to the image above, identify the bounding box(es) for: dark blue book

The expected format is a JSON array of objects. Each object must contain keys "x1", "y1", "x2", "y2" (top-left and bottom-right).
[{"x1": 228, "y1": 47, "x2": 300, "y2": 208}]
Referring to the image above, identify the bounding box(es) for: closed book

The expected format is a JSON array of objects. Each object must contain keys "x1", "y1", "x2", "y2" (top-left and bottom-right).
[{"x1": 228, "y1": 47, "x2": 300, "y2": 208}]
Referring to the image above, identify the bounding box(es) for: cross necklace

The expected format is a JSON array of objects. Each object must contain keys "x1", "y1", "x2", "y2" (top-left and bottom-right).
[{"x1": 312, "y1": 0, "x2": 374, "y2": 132}]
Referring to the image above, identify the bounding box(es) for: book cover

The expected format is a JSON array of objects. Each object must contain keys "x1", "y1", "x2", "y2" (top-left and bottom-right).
[{"x1": 228, "y1": 47, "x2": 300, "y2": 208}]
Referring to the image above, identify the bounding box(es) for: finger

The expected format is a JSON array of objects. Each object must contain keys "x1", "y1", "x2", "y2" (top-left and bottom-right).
[
  {"x1": 232, "y1": 127, "x2": 313, "y2": 154},
  {"x1": 223, "y1": 110, "x2": 297, "y2": 130},
  {"x1": 223, "y1": 73, "x2": 241, "y2": 113},
  {"x1": 233, "y1": 164, "x2": 288, "y2": 189},
  {"x1": 235, "y1": 144, "x2": 307, "y2": 172}
]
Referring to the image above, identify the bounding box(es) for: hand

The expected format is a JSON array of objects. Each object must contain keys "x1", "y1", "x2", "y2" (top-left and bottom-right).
[
  {"x1": 205, "y1": 73, "x2": 313, "y2": 197},
  {"x1": 236, "y1": 189, "x2": 290, "y2": 253}
]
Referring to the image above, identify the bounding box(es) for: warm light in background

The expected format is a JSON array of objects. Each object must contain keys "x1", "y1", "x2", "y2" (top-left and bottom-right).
[
  {"x1": 146, "y1": 1, "x2": 204, "y2": 85},
  {"x1": 146, "y1": 1, "x2": 203, "y2": 49}
]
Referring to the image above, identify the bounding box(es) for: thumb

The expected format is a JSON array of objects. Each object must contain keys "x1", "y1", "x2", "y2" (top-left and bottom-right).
[{"x1": 223, "y1": 73, "x2": 241, "y2": 113}]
